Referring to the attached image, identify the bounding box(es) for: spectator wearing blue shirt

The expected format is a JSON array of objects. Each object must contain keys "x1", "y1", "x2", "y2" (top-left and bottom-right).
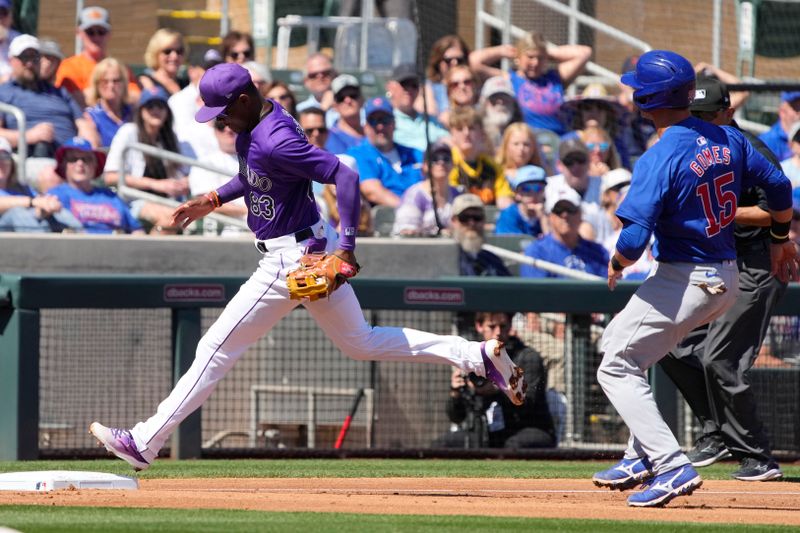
[
  {"x1": 325, "y1": 74, "x2": 364, "y2": 154},
  {"x1": 521, "y1": 185, "x2": 608, "y2": 278},
  {"x1": 86, "y1": 57, "x2": 132, "y2": 148},
  {"x1": 388, "y1": 63, "x2": 448, "y2": 152},
  {"x1": 759, "y1": 92, "x2": 800, "y2": 161},
  {"x1": 347, "y1": 96, "x2": 423, "y2": 207},
  {"x1": 48, "y1": 137, "x2": 143, "y2": 234},
  {"x1": 495, "y1": 164, "x2": 545, "y2": 237},
  {"x1": 0, "y1": 35, "x2": 99, "y2": 158},
  {"x1": 779, "y1": 121, "x2": 800, "y2": 189}
]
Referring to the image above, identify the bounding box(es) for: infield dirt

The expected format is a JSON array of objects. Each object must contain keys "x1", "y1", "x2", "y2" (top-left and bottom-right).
[{"x1": 3, "y1": 477, "x2": 800, "y2": 525}]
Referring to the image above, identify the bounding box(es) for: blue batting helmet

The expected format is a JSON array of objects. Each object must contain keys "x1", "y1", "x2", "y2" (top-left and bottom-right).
[{"x1": 621, "y1": 50, "x2": 695, "y2": 111}]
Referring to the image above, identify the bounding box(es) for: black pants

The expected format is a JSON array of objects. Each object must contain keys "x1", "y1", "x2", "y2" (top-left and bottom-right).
[
  {"x1": 660, "y1": 243, "x2": 786, "y2": 461},
  {"x1": 436, "y1": 426, "x2": 555, "y2": 449}
]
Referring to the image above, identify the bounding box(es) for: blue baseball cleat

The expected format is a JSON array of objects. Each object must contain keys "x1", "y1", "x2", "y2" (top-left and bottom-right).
[
  {"x1": 592, "y1": 456, "x2": 654, "y2": 491},
  {"x1": 627, "y1": 465, "x2": 702, "y2": 507}
]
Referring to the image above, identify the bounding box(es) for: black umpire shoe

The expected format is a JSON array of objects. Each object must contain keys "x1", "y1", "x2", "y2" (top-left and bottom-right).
[
  {"x1": 732, "y1": 457, "x2": 783, "y2": 481},
  {"x1": 686, "y1": 434, "x2": 731, "y2": 467}
]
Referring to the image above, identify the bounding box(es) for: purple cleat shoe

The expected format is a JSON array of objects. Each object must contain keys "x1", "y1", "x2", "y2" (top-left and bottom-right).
[
  {"x1": 480, "y1": 339, "x2": 526, "y2": 406},
  {"x1": 89, "y1": 422, "x2": 151, "y2": 471}
]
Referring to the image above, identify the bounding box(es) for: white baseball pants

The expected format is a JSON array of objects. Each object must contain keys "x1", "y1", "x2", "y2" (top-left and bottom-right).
[
  {"x1": 130, "y1": 221, "x2": 487, "y2": 459},
  {"x1": 597, "y1": 260, "x2": 739, "y2": 474}
]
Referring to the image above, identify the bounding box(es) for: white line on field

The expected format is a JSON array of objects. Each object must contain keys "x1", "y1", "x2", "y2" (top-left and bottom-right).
[{"x1": 166, "y1": 488, "x2": 800, "y2": 497}]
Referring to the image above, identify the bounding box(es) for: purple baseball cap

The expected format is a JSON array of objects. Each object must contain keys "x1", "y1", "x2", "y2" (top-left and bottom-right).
[{"x1": 195, "y1": 63, "x2": 254, "y2": 123}]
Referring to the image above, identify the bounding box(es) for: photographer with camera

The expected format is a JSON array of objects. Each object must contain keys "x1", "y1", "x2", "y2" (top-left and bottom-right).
[{"x1": 438, "y1": 311, "x2": 556, "y2": 449}]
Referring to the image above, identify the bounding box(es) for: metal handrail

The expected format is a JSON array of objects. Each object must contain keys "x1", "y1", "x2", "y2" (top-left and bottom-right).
[
  {"x1": 118, "y1": 142, "x2": 249, "y2": 230},
  {"x1": 0, "y1": 102, "x2": 27, "y2": 186},
  {"x1": 475, "y1": 0, "x2": 651, "y2": 84}
]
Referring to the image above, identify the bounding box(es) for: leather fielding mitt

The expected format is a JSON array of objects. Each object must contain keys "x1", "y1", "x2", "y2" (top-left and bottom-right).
[{"x1": 287, "y1": 252, "x2": 360, "y2": 301}]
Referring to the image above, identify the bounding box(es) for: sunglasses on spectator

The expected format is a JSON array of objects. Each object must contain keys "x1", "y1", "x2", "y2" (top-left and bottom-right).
[
  {"x1": 367, "y1": 115, "x2": 394, "y2": 127},
  {"x1": 448, "y1": 79, "x2": 473, "y2": 89},
  {"x1": 399, "y1": 79, "x2": 420, "y2": 91},
  {"x1": 161, "y1": 47, "x2": 185, "y2": 56},
  {"x1": 65, "y1": 153, "x2": 95, "y2": 164},
  {"x1": 307, "y1": 69, "x2": 333, "y2": 80},
  {"x1": 457, "y1": 212, "x2": 485, "y2": 224},
  {"x1": 518, "y1": 182, "x2": 545, "y2": 194},
  {"x1": 213, "y1": 119, "x2": 229, "y2": 132},
  {"x1": 429, "y1": 154, "x2": 452, "y2": 165},
  {"x1": 442, "y1": 55, "x2": 466, "y2": 66},
  {"x1": 562, "y1": 154, "x2": 588, "y2": 166},
  {"x1": 17, "y1": 52, "x2": 40, "y2": 63},
  {"x1": 586, "y1": 141, "x2": 610, "y2": 152},
  {"x1": 0, "y1": 152, "x2": 12, "y2": 161},
  {"x1": 551, "y1": 203, "x2": 579, "y2": 215},
  {"x1": 228, "y1": 50, "x2": 253, "y2": 61},
  {"x1": 272, "y1": 92, "x2": 293, "y2": 102},
  {"x1": 304, "y1": 126, "x2": 328, "y2": 135},
  {"x1": 335, "y1": 90, "x2": 361, "y2": 104},
  {"x1": 0, "y1": 8, "x2": 9, "y2": 17},
  {"x1": 143, "y1": 101, "x2": 168, "y2": 111},
  {"x1": 85, "y1": 27, "x2": 108, "y2": 37}
]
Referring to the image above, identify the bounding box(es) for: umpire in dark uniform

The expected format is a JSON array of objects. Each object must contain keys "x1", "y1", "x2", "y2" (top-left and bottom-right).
[{"x1": 659, "y1": 76, "x2": 786, "y2": 481}]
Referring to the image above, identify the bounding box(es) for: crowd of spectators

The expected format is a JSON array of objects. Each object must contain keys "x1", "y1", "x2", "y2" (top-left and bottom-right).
[{"x1": 5, "y1": 8, "x2": 796, "y2": 253}]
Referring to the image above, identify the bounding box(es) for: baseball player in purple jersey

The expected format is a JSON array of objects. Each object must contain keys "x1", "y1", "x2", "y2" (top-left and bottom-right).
[
  {"x1": 590, "y1": 51, "x2": 798, "y2": 507},
  {"x1": 88, "y1": 63, "x2": 526, "y2": 469}
]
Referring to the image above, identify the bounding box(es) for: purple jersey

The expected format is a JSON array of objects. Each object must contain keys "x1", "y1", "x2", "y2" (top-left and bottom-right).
[{"x1": 229, "y1": 101, "x2": 341, "y2": 240}]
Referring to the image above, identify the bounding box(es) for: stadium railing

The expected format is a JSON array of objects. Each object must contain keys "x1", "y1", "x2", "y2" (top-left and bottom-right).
[{"x1": 2, "y1": 274, "x2": 798, "y2": 461}]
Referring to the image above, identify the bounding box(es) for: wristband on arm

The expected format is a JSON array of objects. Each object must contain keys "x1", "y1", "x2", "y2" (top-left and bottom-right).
[
  {"x1": 205, "y1": 191, "x2": 221, "y2": 208},
  {"x1": 610, "y1": 255, "x2": 625, "y2": 272},
  {"x1": 770, "y1": 219, "x2": 790, "y2": 243}
]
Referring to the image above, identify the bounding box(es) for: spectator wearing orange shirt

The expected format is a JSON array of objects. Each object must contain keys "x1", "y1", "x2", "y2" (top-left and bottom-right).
[{"x1": 55, "y1": 6, "x2": 140, "y2": 108}]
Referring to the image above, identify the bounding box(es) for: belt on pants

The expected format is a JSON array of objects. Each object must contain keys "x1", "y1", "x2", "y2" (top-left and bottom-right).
[{"x1": 254, "y1": 220, "x2": 322, "y2": 254}]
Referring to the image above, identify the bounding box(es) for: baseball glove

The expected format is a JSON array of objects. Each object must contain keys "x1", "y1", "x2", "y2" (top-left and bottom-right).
[{"x1": 287, "y1": 252, "x2": 360, "y2": 301}]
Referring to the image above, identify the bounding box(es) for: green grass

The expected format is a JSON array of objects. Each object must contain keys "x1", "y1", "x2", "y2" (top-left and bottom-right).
[
  {"x1": 0, "y1": 506, "x2": 796, "y2": 533},
  {"x1": 0, "y1": 459, "x2": 798, "y2": 481}
]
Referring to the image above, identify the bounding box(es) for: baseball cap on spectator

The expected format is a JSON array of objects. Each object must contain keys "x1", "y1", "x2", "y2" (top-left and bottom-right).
[
  {"x1": 781, "y1": 91, "x2": 800, "y2": 104},
  {"x1": 508, "y1": 165, "x2": 546, "y2": 191},
  {"x1": 195, "y1": 63, "x2": 254, "y2": 123},
  {"x1": 601, "y1": 168, "x2": 632, "y2": 194},
  {"x1": 331, "y1": 74, "x2": 360, "y2": 97},
  {"x1": 427, "y1": 140, "x2": 452, "y2": 160},
  {"x1": 391, "y1": 63, "x2": 419, "y2": 83},
  {"x1": 545, "y1": 184, "x2": 582, "y2": 214},
  {"x1": 55, "y1": 137, "x2": 107, "y2": 179},
  {"x1": 0, "y1": 0, "x2": 10, "y2": 10},
  {"x1": 364, "y1": 96, "x2": 393, "y2": 118},
  {"x1": 39, "y1": 39, "x2": 64, "y2": 60},
  {"x1": 138, "y1": 86, "x2": 169, "y2": 107},
  {"x1": 78, "y1": 6, "x2": 111, "y2": 31},
  {"x1": 190, "y1": 48, "x2": 223, "y2": 70},
  {"x1": 691, "y1": 77, "x2": 730, "y2": 112},
  {"x1": 243, "y1": 61, "x2": 271, "y2": 85},
  {"x1": 8, "y1": 34, "x2": 39, "y2": 58},
  {"x1": 479, "y1": 76, "x2": 515, "y2": 104},
  {"x1": 558, "y1": 138, "x2": 589, "y2": 162},
  {"x1": 451, "y1": 193, "x2": 485, "y2": 217}
]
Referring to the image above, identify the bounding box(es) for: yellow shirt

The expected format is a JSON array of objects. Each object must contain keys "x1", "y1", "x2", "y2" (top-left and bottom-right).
[{"x1": 448, "y1": 147, "x2": 513, "y2": 205}]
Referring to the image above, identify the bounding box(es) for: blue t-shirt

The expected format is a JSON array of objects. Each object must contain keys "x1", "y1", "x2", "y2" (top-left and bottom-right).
[
  {"x1": 495, "y1": 203, "x2": 542, "y2": 237},
  {"x1": 521, "y1": 233, "x2": 608, "y2": 278},
  {"x1": 347, "y1": 139, "x2": 424, "y2": 198},
  {"x1": 48, "y1": 184, "x2": 142, "y2": 234},
  {"x1": 617, "y1": 117, "x2": 791, "y2": 263},
  {"x1": 0, "y1": 80, "x2": 83, "y2": 145},
  {"x1": 509, "y1": 69, "x2": 566, "y2": 135},
  {"x1": 759, "y1": 121, "x2": 791, "y2": 161},
  {"x1": 87, "y1": 103, "x2": 132, "y2": 148},
  {"x1": 325, "y1": 122, "x2": 362, "y2": 155}
]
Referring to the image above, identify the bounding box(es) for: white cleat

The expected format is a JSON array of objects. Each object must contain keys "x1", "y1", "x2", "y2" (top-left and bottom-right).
[{"x1": 480, "y1": 339, "x2": 526, "y2": 406}]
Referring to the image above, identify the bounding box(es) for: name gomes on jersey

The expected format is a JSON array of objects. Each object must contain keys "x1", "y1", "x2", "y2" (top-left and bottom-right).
[
  {"x1": 689, "y1": 138, "x2": 731, "y2": 177},
  {"x1": 689, "y1": 137, "x2": 736, "y2": 237}
]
